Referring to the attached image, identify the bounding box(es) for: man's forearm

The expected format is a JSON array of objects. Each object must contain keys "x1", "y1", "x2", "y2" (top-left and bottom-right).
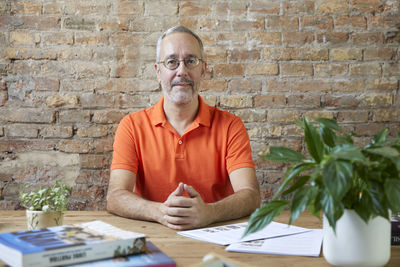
[
  {"x1": 208, "y1": 188, "x2": 261, "y2": 223},
  {"x1": 106, "y1": 189, "x2": 163, "y2": 223}
]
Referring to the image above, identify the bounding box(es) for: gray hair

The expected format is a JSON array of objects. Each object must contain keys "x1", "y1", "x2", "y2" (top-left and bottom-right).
[{"x1": 156, "y1": 26, "x2": 204, "y2": 62}]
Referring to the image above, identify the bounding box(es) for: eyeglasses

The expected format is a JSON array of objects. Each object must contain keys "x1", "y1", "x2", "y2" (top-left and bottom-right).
[{"x1": 158, "y1": 56, "x2": 203, "y2": 70}]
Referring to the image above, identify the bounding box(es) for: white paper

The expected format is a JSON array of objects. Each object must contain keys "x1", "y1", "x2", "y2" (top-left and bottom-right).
[
  {"x1": 226, "y1": 229, "x2": 323, "y2": 257},
  {"x1": 178, "y1": 221, "x2": 311, "y2": 245}
]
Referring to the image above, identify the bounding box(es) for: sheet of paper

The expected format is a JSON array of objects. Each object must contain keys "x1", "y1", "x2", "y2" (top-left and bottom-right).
[
  {"x1": 178, "y1": 221, "x2": 311, "y2": 245},
  {"x1": 226, "y1": 229, "x2": 323, "y2": 257}
]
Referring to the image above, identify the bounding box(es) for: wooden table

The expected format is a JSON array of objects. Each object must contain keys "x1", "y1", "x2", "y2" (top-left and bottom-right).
[{"x1": 0, "y1": 210, "x2": 399, "y2": 266}]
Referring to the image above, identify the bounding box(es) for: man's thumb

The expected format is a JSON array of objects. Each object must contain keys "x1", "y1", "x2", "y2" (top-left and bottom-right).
[{"x1": 184, "y1": 184, "x2": 199, "y2": 198}]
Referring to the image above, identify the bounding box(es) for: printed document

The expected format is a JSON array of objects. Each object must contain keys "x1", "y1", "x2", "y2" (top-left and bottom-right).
[
  {"x1": 178, "y1": 221, "x2": 310, "y2": 245},
  {"x1": 226, "y1": 229, "x2": 323, "y2": 257}
]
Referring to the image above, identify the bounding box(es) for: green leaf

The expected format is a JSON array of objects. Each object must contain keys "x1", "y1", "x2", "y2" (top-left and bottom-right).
[
  {"x1": 320, "y1": 191, "x2": 344, "y2": 232},
  {"x1": 369, "y1": 181, "x2": 389, "y2": 218},
  {"x1": 289, "y1": 186, "x2": 319, "y2": 224},
  {"x1": 272, "y1": 162, "x2": 316, "y2": 199},
  {"x1": 365, "y1": 147, "x2": 400, "y2": 158},
  {"x1": 282, "y1": 175, "x2": 310, "y2": 196},
  {"x1": 322, "y1": 160, "x2": 353, "y2": 200},
  {"x1": 331, "y1": 144, "x2": 365, "y2": 162},
  {"x1": 371, "y1": 129, "x2": 388, "y2": 145},
  {"x1": 320, "y1": 125, "x2": 336, "y2": 148},
  {"x1": 262, "y1": 147, "x2": 306, "y2": 163},
  {"x1": 243, "y1": 200, "x2": 289, "y2": 237},
  {"x1": 314, "y1": 118, "x2": 341, "y2": 132},
  {"x1": 304, "y1": 117, "x2": 324, "y2": 163},
  {"x1": 354, "y1": 190, "x2": 373, "y2": 223},
  {"x1": 384, "y1": 179, "x2": 400, "y2": 211}
]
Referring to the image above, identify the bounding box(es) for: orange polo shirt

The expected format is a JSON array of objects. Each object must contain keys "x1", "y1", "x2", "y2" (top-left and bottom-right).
[{"x1": 111, "y1": 95, "x2": 255, "y2": 203}]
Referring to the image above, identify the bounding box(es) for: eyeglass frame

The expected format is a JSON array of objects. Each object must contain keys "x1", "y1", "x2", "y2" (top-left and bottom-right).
[{"x1": 157, "y1": 56, "x2": 204, "y2": 70}]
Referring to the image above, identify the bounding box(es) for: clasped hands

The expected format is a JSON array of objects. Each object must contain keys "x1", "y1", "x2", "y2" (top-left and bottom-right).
[{"x1": 159, "y1": 182, "x2": 214, "y2": 230}]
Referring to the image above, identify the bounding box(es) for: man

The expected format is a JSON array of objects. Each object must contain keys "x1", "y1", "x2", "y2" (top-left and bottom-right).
[{"x1": 107, "y1": 26, "x2": 260, "y2": 230}]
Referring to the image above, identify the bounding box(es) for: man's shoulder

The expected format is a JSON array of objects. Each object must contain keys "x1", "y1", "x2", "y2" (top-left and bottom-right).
[
  {"x1": 211, "y1": 105, "x2": 242, "y2": 124},
  {"x1": 119, "y1": 106, "x2": 155, "y2": 125}
]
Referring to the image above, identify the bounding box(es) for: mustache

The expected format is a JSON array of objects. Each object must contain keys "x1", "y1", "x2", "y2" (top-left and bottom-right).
[{"x1": 171, "y1": 78, "x2": 194, "y2": 87}]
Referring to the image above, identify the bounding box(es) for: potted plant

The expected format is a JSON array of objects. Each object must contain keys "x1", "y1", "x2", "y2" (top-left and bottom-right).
[
  {"x1": 19, "y1": 180, "x2": 71, "y2": 230},
  {"x1": 244, "y1": 117, "x2": 400, "y2": 266}
]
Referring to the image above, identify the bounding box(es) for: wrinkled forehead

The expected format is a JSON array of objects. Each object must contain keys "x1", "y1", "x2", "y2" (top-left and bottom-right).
[{"x1": 160, "y1": 32, "x2": 202, "y2": 60}]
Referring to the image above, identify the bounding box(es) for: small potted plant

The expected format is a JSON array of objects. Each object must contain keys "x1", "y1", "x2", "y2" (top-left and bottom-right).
[
  {"x1": 19, "y1": 180, "x2": 71, "y2": 230},
  {"x1": 244, "y1": 117, "x2": 400, "y2": 266}
]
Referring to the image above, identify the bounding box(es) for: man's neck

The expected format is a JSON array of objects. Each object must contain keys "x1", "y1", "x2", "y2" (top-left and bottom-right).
[{"x1": 163, "y1": 96, "x2": 199, "y2": 136}]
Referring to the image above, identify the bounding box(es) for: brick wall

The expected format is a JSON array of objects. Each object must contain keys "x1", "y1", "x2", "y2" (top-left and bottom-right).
[{"x1": 0, "y1": 0, "x2": 399, "y2": 209}]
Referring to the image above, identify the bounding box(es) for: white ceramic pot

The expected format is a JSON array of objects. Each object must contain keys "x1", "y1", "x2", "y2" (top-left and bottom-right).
[
  {"x1": 323, "y1": 209, "x2": 391, "y2": 267},
  {"x1": 26, "y1": 210, "x2": 63, "y2": 230}
]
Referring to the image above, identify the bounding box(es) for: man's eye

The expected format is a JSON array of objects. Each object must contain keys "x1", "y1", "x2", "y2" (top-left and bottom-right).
[
  {"x1": 186, "y1": 59, "x2": 195, "y2": 65},
  {"x1": 166, "y1": 59, "x2": 178, "y2": 66}
]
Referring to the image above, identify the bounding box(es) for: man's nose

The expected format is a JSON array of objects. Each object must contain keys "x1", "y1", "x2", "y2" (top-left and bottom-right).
[{"x1": 175, "y1": 61, "x2": 189, "y2": 76}]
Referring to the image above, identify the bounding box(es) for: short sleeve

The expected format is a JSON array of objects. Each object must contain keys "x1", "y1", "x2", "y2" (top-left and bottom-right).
[
  {"x1": 225, "y1": 116, "x2": 255, "y2": 174},
  {"x1": 110, "y1": 115, "x2": 139, "y2": 174}
]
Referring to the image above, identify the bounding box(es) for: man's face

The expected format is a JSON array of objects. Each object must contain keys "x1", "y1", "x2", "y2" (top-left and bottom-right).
[{"x1": 155, "y1": 32, "x2": 206, "y2": 105}]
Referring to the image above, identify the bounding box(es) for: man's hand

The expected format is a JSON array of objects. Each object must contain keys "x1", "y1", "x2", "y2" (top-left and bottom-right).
[{"x1": 160, "y1": 183, "x2": 214, "y2": 230}]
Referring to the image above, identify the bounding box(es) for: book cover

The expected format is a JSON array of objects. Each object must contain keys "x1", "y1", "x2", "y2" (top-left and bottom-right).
[
  {"x1": 0, "y1": 220, "x2": 146, "y2": 267},
  {"x1": 392, "y1": 219, "x2": 400, "y2": 246},
  {"x1": 68, "y1": 241, "x2": 176, "y2": 267}
]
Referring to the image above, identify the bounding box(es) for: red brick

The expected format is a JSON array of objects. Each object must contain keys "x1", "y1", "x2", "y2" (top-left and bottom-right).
[
  {"x1": 214, "y1": 64, "x2": 245, "y2": 77},
  {"x1": 64, "y1": 1, "x2": 110, "y2": 15},
  {"x1": 383, "y1": 62, "x2": 400, "y2": 76},
  {"x1": 317, "y1": 32, "x2": 349, "y2": 44},
  {"x1": 337, "y1": 111, "x2": 369, "y2": 122},
  {"x1": 228, "y1": 79, "x2": 262, "y2": 93},
  {"x1": 59, "y1": 140, "x2": 90, "y2": 153},
  {"x1": 233, "y1": 109, "x2": 267, "y2": 123},
  {"x1": 180, "y1": 1, "x2": 211, "y2": 15},
  {"x1": 315, "y1": 63, "x2": 348, "y2": 77},
  {"x1": 5, "y1": 48, "x2": 57, "y2": 60},
  {"x1": 283, "y1": 1, "x2": 315, "y2": 14},
  {"x1": 254, "y1": 95, "x2": 286, "y2": 108},
  {"x1": 215, "y1": 2, "x2": 247, "y2": 15},
  {"x1": 117, "y1": 0, "x2": 144, "y2": 15},
  {"x1": 0, "y1": 140, "x2": 58, "y2": 153},
  {"x1": 111, "y1": 32, "x2": 140, "y2": 47},
  {"x1": 0, "y1": 91, "x2": 7, "y2": 106},
  {"x1": 267, "y1": 110, "x2": 299, "y2": 123},
  {"x1": 75, "y1": 32, "x2": 109, "y2": 45},
  {"x1": 11, "y1": 1, "x2": 42, "y2": 14},
  {"x1": 332, "y1": 80, "x2": 365, "y2": 92},
  {"x1": 92, "y1": 111, "x2": 126, "y2": 124},
  {"x1": 59, "y1": 47, "x2": 92, "y2": 61},
  {"x1": 59, "y1": 110, "x2": 91, "y2": 123},
  {"x1": 43, "y1": 2, "x2": 63, "y2": 14},
  {"x1": 301, "y1": 16, "x2": 334, "y2": 30},
  {"x1": 200, "y1": 79, "x2": 227, "y2": 92},
  {"x1": 198, "y1": 18, "x2": 230, "y2": 31},
  {"x1": 34, "y1": 78, "x2": 59, "y2": 91},
  {"x1": 267, "y1": 16, "x2": 299, "y2": 30},
  {"x1": 64, "y1": 16, "x2": 96, "y2": 31},
  {"x1": 17, "y1": 16, "x2": 61, "y2": 30},
  {"x1": 354, "y1": 124, "x2": 387, "y2": 137},
  {"x1": 351, "y1": 0, "x2": 384, "y2": 13},
  {"x1": 10, "y1": 31, "x2": 40, "y2": 45},
  {"x1": 287, "y1": 95, "x2": 321, "y2": 108},
  {"x1": 6, "y1": 124, "x2": 39, "y2": 138},
  {"x1": 219, "y1": 95, "x2": 253, "y2": 108},
  {"x1": 359, "y1": 93, "x2": 392, "y2": 108},
  {"x1": 80, "y1": 92, "x2": 118, "y2": 108},
  {"x1": 204, "y1": 47, "x2": 227, "y2": 62},
  {"x1": 92, "y1": 138, "x2": 114, "y2": 153},
  {"x1": 364, "y1": 48, "x2": 394, "y2": 60},
  {"x1": 227, "y1": 49, "x2": 260, "y2": 62},
  {"x1": 373, "y1": 109, "x2": 399, "y2": 122},
  {"x1": 247, "y1": 63, "x2": 279, "y2": 75},
  {"x1": 0, "y1": 109, "x2": 55, "y2": 123},
  {"x1": 325, "y1": 95, "x2": 358, "y2": 108},
  {"x1": 248, "y1": 32, "x2": 281, "y2": 45},
  {"x1": 267, "y1": 79, "x2": 331, "y2": 93},
  {"x1": 365, "y1": 78, "x2": 398, "y2": 91},
  {"x1": 77, "y1": 125, "x2": 108, "y2": 138},
  {"x1": 46, "y1": 94, "x2": 79, "y2": 108},
  {"x1": 76, "y1": 62, "x2": 109, "y2": 79},
  {"x1": 281, "y1": 63, "x2": 313, "y2": 76},
  {"x1": 335, "y1": 16, "x2": 367, "y2": 28},
  {"x1": 330, "y1": 48, "x2": 362, "y2": 60},
  {"x1": 249, "y1": 1, "x2": 280, "y2": 14},
  {"x1": 98, "y1": 16, "x2": 130, "y2": 31},
  {"x1": 40, "y1": 126, "x2": 74, "y2": 138},
  {"x1": 317, "y1": 0, "x2": 349, "y2": 14},
  {"x1": 350, "y1": 63, "x2": 381, "y2": 76},
  {"x1": 282, "y1": 32, "x2": 314, "y2": 45},
  {"x1": 303, "y1": 111, "x2": 334, "y2": 120},
  {"x1": 352, "y1": 32, "x2": 384, "y2": 44},
  {"x1": 232, "y1": 18, "x2": 265, "y2": 31},
  {"x1": 112, "y1": 63, "x2": 139, "y2": 78},
  {"x1": 216, "y1": 33, "x2": 246, "y2": 46},
  {"x1": 80, "y1": 154, "x2": 111, "y2": 169}
]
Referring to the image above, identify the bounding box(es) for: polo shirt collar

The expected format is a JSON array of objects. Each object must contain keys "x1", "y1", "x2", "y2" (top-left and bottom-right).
[{"x1": 149, "y1": 95, "x2": 212, "y2": 128}]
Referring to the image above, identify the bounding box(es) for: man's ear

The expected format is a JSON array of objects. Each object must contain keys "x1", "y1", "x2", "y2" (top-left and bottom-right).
[
  {"x1": 154, "y1": 63, "x2": 161, "y2": 83},
  {"x1": 201, "y1": 61, "x2": 207, "y2": 78}
]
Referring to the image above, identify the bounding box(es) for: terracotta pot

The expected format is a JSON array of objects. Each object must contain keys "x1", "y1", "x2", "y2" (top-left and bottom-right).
[
  {"x1": 26, "y1": 210, "x2": 63, "y2": 230},
  {"x1": 323, "y1": 209, "x2": 391, "y2": 267}
]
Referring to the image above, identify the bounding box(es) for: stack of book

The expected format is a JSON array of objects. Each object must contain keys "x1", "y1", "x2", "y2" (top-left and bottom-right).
[
  {"x1": 0, "y1": 220, "x2": 176, "y2": 267},
  {"x1": 392, "y1": 213, "x2": 400, "y2": 246}
]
